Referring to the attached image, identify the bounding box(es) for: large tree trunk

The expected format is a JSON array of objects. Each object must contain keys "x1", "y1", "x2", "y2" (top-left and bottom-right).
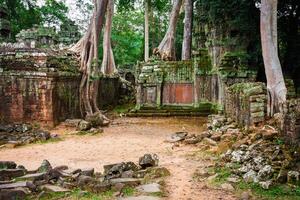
[
  {"x1": 181, "y1": 0, "x2": 193, "y2": 60},
  {"x1": 101, "y1": 0, "x2": 117, "y2": 75},
  {"x1": 144, "y1": 0, "x2": 150, "y2": 62},
  {"x1": 260, "y1": 0, "x2": 287, "y2": 116},
  {"x1": 154, "y1": 0, "x2": 183, "y2": 61},
  {"x1": 70, "y1": 0, "x2": 109, "y2": 118}
]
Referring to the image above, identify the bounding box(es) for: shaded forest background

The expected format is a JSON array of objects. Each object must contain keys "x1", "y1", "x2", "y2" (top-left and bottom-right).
[{"x1": 0, "y1": 0, "x2": 299, "y2": 91}]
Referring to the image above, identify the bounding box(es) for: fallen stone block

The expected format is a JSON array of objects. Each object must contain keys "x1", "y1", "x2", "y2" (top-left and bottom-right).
[
  {"x1": 139, "y1": 154, "x2": 159, "y2": 169},
  {"x1": 144, "y1": 167, "x2": 171, "y2": 180},
  {"x1": 37, "y1": 160, "x2": 52, "y2": 173},
  {"x1": 80, "y1": 168, "x2": 94, "y2": 177},
  {"x1": 203, "y1": 137, "x2": 217, "y2": 146},
  {"x1": 110, "y1": 178, "x2": 141, "y2": 187},
  {"x1": 166, "y1": 132, "x2": 188, "y2": 143},
  {"x1": 90, "y1": 182, "x2": 111, "y2": 193},
  {"x1": 0, "y1": 169, "x2": 25, "y2": 180},
  {"x1": 220, "y1": 183, "x2": 234, "y2": 191},
  {"x1": 0, "y1": 188, "x2": 27, "y2": 200},
  {"x1": 78, "y1": 120, "x2": 92, "y2": 131},
  {"x1": 77, "y1": 175, "x2": 94, "y2": 187},
  {"x1": 104, "y1": 162, "x2": 139, "y2": 180},
  {"x1": 40, "y1": 184, "x2": 70, "y2": 193},
  {"x1": 18, "y1": 172, "x2": 46, "y2": 181},
  {"x1": 0, "y1": 181, "x2": 35, "y2": 190},
  {"x1": 0, "y1": 161, "x2": 17, "y2": 169},
  {"x1": 137, "y1": 183, "x2": 161, "y2": 193}
]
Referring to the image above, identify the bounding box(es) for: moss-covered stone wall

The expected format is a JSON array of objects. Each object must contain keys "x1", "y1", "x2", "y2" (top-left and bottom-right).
[{"x1": 226, "y1": 82, "x2": 267, "y2": 127}]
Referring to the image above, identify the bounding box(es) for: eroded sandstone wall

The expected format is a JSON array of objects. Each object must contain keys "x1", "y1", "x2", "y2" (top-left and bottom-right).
[
  {"x1": 0, "y1": 47, "x2": 121, "y2": 126},
  {"x1": 0, "y1": 72, "x2": 80, "y2": 126}
]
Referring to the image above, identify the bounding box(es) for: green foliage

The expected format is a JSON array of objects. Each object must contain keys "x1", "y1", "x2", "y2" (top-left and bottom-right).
[
  {"x1": 40, "y1": 0, "x2": 69, "y2": 27},
  {"x1": 195, "y1": 0, "x2": 261, "y2": 69},
  {"x1": 122, "y1": 187, "x2": 136, "y2": 196},
  {"x1": 113, "y1": 103, "x2": 135, "y2": 114},
  {"x1": 0, "y1": 0, "x2": 69, "y2": 40},
  {"x1": 211, "y1": 167, "x2": 232, "y2": 185},
  {"x1": 0, "y1": 0, "x2": 42, "y2": 40},
  {"x1": 111, "y1": 10, "x2": 144, "y2": 66},
  {"x1": 237, "y1": 182, "x2": 300, "y2": 200}
]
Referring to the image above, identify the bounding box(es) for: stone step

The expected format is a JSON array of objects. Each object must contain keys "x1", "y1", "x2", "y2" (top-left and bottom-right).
[
  {"x1": 134, "y1": 107, "x2": 211, "y2": 112},
  {"x1": 127, "y1": 112, "x2": 210, "y2": 117}
]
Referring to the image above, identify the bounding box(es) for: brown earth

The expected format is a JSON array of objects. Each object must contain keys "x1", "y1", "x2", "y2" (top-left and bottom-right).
[{"x1": 0, "y1": 117, "x2": 237, "y2": 200}]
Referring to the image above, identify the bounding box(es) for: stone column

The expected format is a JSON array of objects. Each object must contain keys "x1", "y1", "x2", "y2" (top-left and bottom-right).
[{"x1": 136, "y1": 84, "x2": 142, "y2": 109}]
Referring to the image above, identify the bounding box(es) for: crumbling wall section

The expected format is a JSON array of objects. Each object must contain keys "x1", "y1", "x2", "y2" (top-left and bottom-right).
[
  {"x1": 225, "y1": 82, "x2": 267, "y2": 127},
  {"x1": 0, "y1": 71, "x2": 81, "y2": 126},
  {"x1": 284, "y1": 99, "x2": 300, "y2": 145}
]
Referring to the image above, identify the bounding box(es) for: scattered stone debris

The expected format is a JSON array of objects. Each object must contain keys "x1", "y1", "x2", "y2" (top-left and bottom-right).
[
  {"x1": 185, "y1": 114, "x2": 300, "y2": 191},
  {"x1": 0, "y1": 154, "x2": 169, "y2": 199},
  {"x1": 0, "y1": 123, "x2": 55, "y2": 148},
  {"x1": 65, "y1": 115, "x2": 107, "y2": 134}
]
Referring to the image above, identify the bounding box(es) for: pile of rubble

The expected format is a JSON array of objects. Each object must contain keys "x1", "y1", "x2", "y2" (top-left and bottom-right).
[
  {"x1": 205, "y1": 115, "x2": 300, "y2": 189},
  {"x1": 169, "y1": 115, "x2": 300, "y2": 190},
  {"x1": 0, "y1": 123, "x2": 53, "y2": 148},
  {"x1": 0, "y1": 154, "x2": 170, "y2": 199}
]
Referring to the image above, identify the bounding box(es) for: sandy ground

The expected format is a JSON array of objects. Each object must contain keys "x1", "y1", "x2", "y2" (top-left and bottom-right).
[{"x1": 0, "y1": 117, "x2": 237, "y2": 200}]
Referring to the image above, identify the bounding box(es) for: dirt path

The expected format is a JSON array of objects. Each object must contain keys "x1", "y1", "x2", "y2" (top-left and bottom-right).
[{"x1": 0, "y1": 117, "x2": 237, "y2": 200}]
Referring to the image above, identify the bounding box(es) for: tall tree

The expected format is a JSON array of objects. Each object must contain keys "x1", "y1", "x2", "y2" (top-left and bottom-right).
[
  {"x1": 101, "y1": 0, "x2": 117, "y2": 74},
  {"x1": 260, "y1": 0, "x2": 287, "y2": 116},
  {"x1": 144, "y1": 0, "x2": 150, "y2": 62},
  {"x1": 70, "y1": 0, "x2": 109, "y2": 118},
  {"x1": 154, "y1": 0, "x2": 183, "y2": 61},
  {"x1": 181, "y1": 0, "x2": 193, "y2": 60}
]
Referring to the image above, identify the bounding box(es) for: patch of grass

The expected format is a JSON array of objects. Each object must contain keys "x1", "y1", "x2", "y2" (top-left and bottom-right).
[
  {"x1": 237, "y1": 182, "x2": 300, "y2": 200},
  {"x1": 112, "y1": 103, "x2": 135, "y2": 114},
  {"x1": 122, "y1": 187, "x2": 136, "y2": 197},
  {"x1": 212, "y1": 167, "x2": 232, "y2": 185},
  {"x1": 275, "y1": 138, "x2": 284, "y2": 145}
]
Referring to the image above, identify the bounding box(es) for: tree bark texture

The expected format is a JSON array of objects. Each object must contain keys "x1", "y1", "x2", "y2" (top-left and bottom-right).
[
  {"x1": 154, "y1": 0, "x2": 183, "y2": 61},
  {"x1": 101, "y1": 0, "x2": 117, "y2": 75},
  {"x1": 260, "y1": 0, "x2": 287, "y2": 116},
  {"x1": 181, "y1": 0, "x2": 193, "y2": 60},
  {"x1": 144, "y1": 0, "x2": 150, "y2": 62}
]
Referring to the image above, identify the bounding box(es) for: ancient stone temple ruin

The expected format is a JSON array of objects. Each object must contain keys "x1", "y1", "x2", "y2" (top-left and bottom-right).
[
  {"x1": 132, "y1": 50, "x2": 259, "y2": 122},
  {"x1": 0, "y1": 4, "x2": 11, "y2": 41},
  {"x1": 16, "y1": 26, "x2": 57, "y2": 48},
  {"x1": 15, "y1": 21, "x2": 81, "y2": 48},
  {"x1": 0, "y1": 26, "x2": 121, "y2": 126},
  {"x1": 58, "y1": 20, "x2": 82, "y2": 45},
  {"x1": 0, "y1": 47, "x2": 81, "y2": 125}
]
